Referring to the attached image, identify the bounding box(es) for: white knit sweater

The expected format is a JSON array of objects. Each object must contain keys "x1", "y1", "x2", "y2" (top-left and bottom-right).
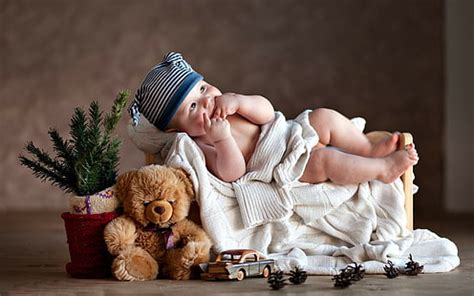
[{"x1": 233, "y1": 110, "x2": 318, "y2": 228}]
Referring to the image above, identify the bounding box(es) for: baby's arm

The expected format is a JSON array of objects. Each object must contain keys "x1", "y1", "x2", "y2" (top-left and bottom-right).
[
  {"x1": 199, "y1": 115, "x2": 246, "y2": 182},
  {"x1": 214, "y1": 93, "x2": 275, "y2": 125}
]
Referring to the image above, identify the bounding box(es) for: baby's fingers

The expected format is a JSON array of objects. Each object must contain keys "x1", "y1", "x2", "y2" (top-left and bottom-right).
[
  {"x1": 203, "y1": 113, "x2": 211, "y2": 130},
  {"x1": 213, "y1": 107, "x2": 224, "y2": 119}
]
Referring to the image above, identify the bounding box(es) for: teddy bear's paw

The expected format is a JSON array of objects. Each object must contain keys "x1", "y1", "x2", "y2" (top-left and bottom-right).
[
  {"x1": 172, "y1": 268, "x2": 192, "y2": 280},
  {"x1": 181, "y1": 242, "x2": 199, "y2": 268},
  {"x1": 191, "y1": 242, "x2": 211, "y2": 264},
  {"x1": 104, "y1": 216, "x2": 137, "y2": 256},
  {"x1": 164, "y1": 250, "x2": 193, "y2": 280},
  {"x1": 193, "y1": 241, "x2": 210, "y2": 254},
  {"x1": 112, "y1": 246, "x2": 158, "y2": 281}
]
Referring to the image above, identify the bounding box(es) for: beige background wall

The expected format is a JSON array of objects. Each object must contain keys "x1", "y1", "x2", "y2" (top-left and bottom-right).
[
  {"x1": 1, "y1": 0, "x2": 449, "y2": 218},
  {"x1": 445, "y1": 0, "x2": 474, "y2": 213}
]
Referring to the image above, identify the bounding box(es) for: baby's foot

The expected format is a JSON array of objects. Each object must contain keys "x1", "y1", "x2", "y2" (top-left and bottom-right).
[
  {"x1": 379, "y1": 144, "x2": 418, "y2": 183},
  {"x1": 371, "y1": 132, "x2": 400, "y2": 158}
]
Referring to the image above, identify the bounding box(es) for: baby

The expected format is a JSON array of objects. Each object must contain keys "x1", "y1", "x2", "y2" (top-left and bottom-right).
[{"x1": 130, "y1": 52, "x2": 418, "y2": 184}]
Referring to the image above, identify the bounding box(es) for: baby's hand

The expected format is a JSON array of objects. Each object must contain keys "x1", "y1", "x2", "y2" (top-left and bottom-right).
[
  {"x1": 204, "y1": 113, "x2": 232, "y2": 143},
  {"x1": 213, "y1": 93, "x2": 240, "y2": 119}
]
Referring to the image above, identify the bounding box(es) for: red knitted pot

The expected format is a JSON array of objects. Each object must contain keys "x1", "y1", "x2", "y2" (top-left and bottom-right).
[{"x1": 61, "y1": 211, "x2": 119, "y2": 278}]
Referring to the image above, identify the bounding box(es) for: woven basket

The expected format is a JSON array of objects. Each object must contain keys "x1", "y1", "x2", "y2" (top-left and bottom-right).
[{"x1": 61, "y1": 211, "x2": 119, "y2": 278}]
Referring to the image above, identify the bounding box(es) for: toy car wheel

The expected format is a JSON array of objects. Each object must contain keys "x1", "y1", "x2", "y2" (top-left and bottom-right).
[
  {"x1": 236, "y1": 269, "x2": 246, "y2": 281},
  {"x1": 262, "y1": 266, "x2": 271, "y2": 278}
]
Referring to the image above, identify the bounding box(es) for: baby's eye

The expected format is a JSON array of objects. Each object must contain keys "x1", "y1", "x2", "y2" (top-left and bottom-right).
[
  {"x1": 189, "y1": 102, "x2": 197, "y2": 111},
  {"x1": 200, "y1": 85, "x2": 206, "y2": 93}
]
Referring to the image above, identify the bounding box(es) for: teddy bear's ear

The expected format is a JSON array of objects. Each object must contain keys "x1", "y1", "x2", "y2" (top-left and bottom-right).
[
  {"x1": 116, "y1": 170, "x2": 137, "y2": 202},
  {"x1": 174, "y1": 168, "x2": 195, "y2": 200}
]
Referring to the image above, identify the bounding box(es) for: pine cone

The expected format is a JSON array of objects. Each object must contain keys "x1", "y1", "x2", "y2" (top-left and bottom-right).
[
  {"x1": 383, "y1": 260, "x2": 400, "y2": 279},
  {"x1": 332, "y1": 272, "x2": 352, "y2": 288},
  {"x1": 332, "y1": 262, "x2": 365, "y2": 288},
  {"x1": 347, "y1": 262, "x2": 365, "y2": 282},
  {"x1": 289, "y1": 267, "x2": 307, "y2": 285},
  {"x1": 405, "y1": 254, "x2": 424, "y2": 275},
  {"x1": 268, "y1": 271, "x2": 287, "y2": 290}
]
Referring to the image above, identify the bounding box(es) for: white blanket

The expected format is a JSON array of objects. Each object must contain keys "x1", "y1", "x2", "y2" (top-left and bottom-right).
[{"x1": 128, "y1": 114, "x2": 459, "y2": 274}]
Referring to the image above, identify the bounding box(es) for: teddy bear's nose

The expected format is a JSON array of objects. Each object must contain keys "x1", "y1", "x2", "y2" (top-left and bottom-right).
[
  {"x1": 154, "y1": 206, "x2": 165, "y2": 215},
  {"x1": 145, "y1": 200, "x2": 173, "y2": 224}
]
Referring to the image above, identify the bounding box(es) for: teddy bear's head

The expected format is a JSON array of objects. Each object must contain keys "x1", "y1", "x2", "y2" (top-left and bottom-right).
[{"x1": 116, "y1": 165, "x2": 195, "y2": 228}]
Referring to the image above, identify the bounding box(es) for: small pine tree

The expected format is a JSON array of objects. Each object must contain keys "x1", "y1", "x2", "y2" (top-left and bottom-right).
[{"x1": 19, "y1": 91, "x2": 129, "y2": 196}]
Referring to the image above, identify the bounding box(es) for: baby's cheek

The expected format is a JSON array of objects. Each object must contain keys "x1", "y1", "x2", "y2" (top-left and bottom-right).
[{"x1": 195, "y1": 116, "x2": 204, "y2": 128}]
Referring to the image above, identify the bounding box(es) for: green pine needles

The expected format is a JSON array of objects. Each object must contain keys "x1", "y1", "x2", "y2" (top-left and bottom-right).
[{"x1": 19, "y1": 91, "x2": 130, "y2": 196}]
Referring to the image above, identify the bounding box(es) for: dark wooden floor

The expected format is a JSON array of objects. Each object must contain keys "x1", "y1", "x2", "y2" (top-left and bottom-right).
[{"x1": 0, "y1": 211, "x2": 472, "y2": 295}]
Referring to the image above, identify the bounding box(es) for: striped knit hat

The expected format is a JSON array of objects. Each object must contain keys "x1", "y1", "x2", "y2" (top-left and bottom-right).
[{"x1": 129, "y1": 52, "x2": 203, "y2": 129}]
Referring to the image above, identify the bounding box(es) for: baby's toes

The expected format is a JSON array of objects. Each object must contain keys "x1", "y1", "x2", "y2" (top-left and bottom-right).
[
  {"x1": 391, "y1": 132, "x2": 401, "y2": 144},
  {"x1": 410, "y1": 153, "x2": 419, "y2": 164},
  {"x1": 405, "y1": 144, "x2": 416, "y2": 154},
  {"x1": 408, "y1": 151, "x2": 418, "y2": 160}
]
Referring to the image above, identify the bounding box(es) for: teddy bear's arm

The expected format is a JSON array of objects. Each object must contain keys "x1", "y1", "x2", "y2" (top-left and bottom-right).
[
  {"x1": 173, "y1": 220, "x2": 211, "y2": 245},
  {"x1": 104, "y1": 216, "x2": 137, "y2": 256},
  {"x1": 172, "y1": 220, "x2": 212, "y2": 263}
]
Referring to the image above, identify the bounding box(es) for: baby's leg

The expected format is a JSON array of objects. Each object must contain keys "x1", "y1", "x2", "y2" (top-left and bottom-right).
[
  {"x1": 300, "y1": 144, "x2": 418, "y2": 185},
  {"x1": 308, "y1": 108, "x2": 398, "y2": 157}
]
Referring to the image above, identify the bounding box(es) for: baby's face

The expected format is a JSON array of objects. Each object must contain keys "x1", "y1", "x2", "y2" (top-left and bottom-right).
[{"x1": 167, "y1": 80, "x2": 222, "y2": 136}]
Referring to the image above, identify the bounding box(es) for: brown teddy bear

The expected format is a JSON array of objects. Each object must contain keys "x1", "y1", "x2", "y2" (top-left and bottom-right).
[{"x1": 104, "y1": 165, "x2": 212, "y2": 281}]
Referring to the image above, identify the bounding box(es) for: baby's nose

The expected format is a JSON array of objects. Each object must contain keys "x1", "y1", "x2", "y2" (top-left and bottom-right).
[{"x1": 202, "y1": 96, "x2": 211, "y2": 108}]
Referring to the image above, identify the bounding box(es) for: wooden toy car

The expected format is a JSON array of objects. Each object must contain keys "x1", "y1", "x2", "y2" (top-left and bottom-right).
[{"x1": 200, "y1": 249, "x2": 275, "y2": 281}]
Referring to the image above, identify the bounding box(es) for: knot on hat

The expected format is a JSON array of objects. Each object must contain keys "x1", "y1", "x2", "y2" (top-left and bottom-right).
[
  {"x1": 129, "y1": 101, "x2": 141, "y2": 126},
  {"x1": 161, "y1": 52, "x2": 191, "y2": 68}
]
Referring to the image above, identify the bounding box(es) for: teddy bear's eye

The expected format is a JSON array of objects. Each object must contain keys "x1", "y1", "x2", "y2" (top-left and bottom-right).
[
  {"x1": 143, "y1": 201, "x2": 151, "y2": 206},
  {"x1": 168, "y1": 200, "x2": 175, "y2": 204}
]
